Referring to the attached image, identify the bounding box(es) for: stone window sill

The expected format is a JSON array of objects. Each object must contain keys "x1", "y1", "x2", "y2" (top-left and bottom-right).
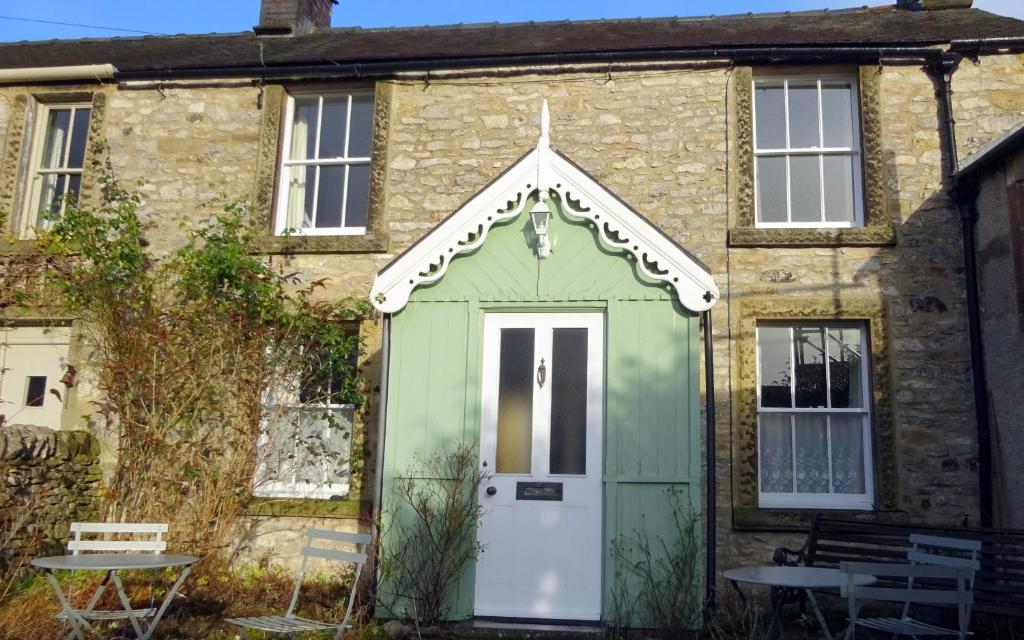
[
  {"x1": 732, "y1": 505, "x2": 909, "y2": 532},
  {"x1": 252, "y1": 232, "x2": 389, "y2": 255},
  {"x1": 728, "y1": 225, "x2": 897, "y2": 248},
  {"x1": 246, "y1": 496, "x2": 368, "y2": 520}
]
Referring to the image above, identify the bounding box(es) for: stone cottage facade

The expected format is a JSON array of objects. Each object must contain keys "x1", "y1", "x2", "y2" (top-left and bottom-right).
[{"x1": 0, "y1": 0, "x2": 1022, "y2": 623}]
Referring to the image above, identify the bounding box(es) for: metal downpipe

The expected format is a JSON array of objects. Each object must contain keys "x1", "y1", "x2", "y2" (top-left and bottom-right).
[{"x1": 703, "y1": 309, "x2": 717, "y2": 610}]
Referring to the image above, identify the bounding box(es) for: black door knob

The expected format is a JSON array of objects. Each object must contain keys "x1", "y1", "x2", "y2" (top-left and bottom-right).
[{"x1": 486, "y1": 486, "x2": 497, "y2": 496}]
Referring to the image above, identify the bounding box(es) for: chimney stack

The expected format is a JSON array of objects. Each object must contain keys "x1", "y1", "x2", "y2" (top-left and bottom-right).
[
  {"x1": 896, "y1": 0, "x2": 972, "y2": 9},
  {"x1": 256, "y1": 0, "x2": 336, "y2": 35}
]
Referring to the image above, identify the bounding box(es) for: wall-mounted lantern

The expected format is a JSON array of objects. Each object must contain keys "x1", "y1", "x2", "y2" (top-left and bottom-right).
[{"x1": 530, "y1": 194, "x2": 552, "y2": 259}]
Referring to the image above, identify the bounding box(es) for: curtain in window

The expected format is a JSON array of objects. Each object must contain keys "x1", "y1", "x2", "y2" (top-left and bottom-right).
[{"x1": 285, "y1": 103, "x2": 314, "y2": 230}]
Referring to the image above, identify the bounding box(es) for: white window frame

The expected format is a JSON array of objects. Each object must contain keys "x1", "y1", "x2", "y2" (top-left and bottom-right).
[
  {"x1": 253, "y1": 401, "x2": 354, "y2": 499},
  {"x1": 755, "y1": 323, "x2": 874, "y2": 510},
  {"x1": 274, "y1": 91, "x2": 373, "y2": 237},
  {"x1": 752, "y1": 74, "x2": 864, "y2": 229},
  {"x1": 20, "y1": 102, "x2": 92, "y2": 239}
]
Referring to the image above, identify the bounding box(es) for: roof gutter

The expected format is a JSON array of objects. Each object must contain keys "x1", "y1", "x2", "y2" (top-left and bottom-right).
[
  {"x1": 112, "y1": 45, "x2": 949, "y2": 82},
  {"x1": 0, "y1": 64, "x2": 117, "y2": 84}
]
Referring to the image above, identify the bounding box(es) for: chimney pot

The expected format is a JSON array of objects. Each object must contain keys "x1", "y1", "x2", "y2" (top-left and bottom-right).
[{"x1": 256, "y1": 0, "x2": 336, "y2": 35}]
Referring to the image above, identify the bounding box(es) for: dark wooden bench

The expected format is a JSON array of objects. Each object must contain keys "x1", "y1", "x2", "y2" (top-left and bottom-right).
[{"x1": 772, "y1": 516, "x2": 1024, "y2": 618}]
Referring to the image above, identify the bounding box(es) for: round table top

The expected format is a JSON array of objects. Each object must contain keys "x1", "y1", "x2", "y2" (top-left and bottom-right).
[
  {"x1": 31, "y1": 554, "x2": 198, "y2": 571},
  {"x1": 724, "y1": 565, "x2": 875, "y2": 589}
]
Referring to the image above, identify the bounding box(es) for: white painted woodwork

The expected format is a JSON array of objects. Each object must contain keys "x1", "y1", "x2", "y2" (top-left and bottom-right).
[
  {"x1": 0, "y1": 326, "x2": 71, "y2": 430},
  {"x1": 474, "y1": 313, "x2": 603, "y2": 621}
]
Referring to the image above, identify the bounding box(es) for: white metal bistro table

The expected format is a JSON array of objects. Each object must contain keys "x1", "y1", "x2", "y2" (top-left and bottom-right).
[
  {"x1": 724, "y1": 566, "x2": 875, "y2": 640},
  {"x1": 32, "y1": 553, "x2": 197, "y2": 640}
]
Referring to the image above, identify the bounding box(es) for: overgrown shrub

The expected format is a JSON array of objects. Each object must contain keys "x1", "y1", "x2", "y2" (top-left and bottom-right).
[
  {"x1": 609, "y1": 488, "x2": 704, "y2": 638},
  {"x1": 379, "y1": 443, "x2": 486, "y2": 631},
  {"x1": 2, "y1": 154, "x2": 370, "y2": 558}
]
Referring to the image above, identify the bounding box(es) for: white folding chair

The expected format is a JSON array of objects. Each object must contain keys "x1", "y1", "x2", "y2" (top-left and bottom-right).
[
  {"x1": 840, "y1": 561, "x2": 976, "y2": 640},
  {"x1": 226, "y1": 528, "x2": 372, "y2": 640},
  {"x1": 903, "y1": 535, "x2": 981, "y2": 620},
  {"x1": 58, "y1": 523, "x2": 169, "y2": 631}
]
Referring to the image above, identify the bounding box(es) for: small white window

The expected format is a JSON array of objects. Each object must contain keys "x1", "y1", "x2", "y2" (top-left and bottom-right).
[
  {"x1": 254, "y1": 337, "x2": 359, "y2": 499},
  {"x1": 21, "y1": 103, "x2": 92, "y2": 238},
  {"x1": 756, "y1": 324, "x2": 874, "y2": 509},
  {"x1": 753, "y1": 76, "x2": 863, "y2": 227},
  {"x1": 0, "y1": 326, "x2": 72, "y2": 430},
  {"x1": 275, "y1": 91, "x2": 374, "y2": 236}
]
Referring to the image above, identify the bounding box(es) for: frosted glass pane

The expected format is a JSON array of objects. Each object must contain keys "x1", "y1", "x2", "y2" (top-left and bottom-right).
[
  {"x1": 348, "y1": 94, "x2": 375, "y2": 158},
  {"x1": 758, "y1": 326, "x2": 792, "y2": 408},
  {"x1": 316, "y1": 165, "x2": 344, "y2": 228},
  {"x1": 756, "y1": 156, "x2": 787, "y2": 223},
  {"x1": 823, "y1": 155, "x2": 856, "y2": 223},
  {"x1": 759, "y1": 413, "x2": 793, "y2": 493},
  {"x1": 550, "y1": 328, "x2": 587, "y2": 475},
  {"x1": 828, "y1": 327, "x2": 865, "y2": 408},
  {"x1": 41, "y1": 109, "x2": 71, "y2": 169},
  {"x1": 794, "y1": 326, "x2": 827, "y2": 408},
  {"x1": 794, "y1": 414, "x2": 829, "y2": 493},
  {"x1": 754, "y1": 85, "x2": 785, "y2": 149},
  {"x1": 345, "y1": 164, "x2": 370, "y2": 228},
  {"x1": 67, "y1": 108, "x2": 91, "y2": 169},
  {"x1": 822, "y1": 83, "x2": 854, "y2": 148},
  {"x1": 290, "y1": 97, "x2": 318, "y2": 161},
  {"x1": 496, "y1": 328, "x2": 534, "y2": 474},
  {"x1": 788, "y1": 84, "x2": 820, "y2": 148},
  {"x1": 318, "y1": 97, "x2": 349, "y2": 159},
  {"x1": 789, "y1": 155, "x2": 822, "y2": 223},
  {"x1": 830, "y1": 414, "x2": 866, "y2": 494}
]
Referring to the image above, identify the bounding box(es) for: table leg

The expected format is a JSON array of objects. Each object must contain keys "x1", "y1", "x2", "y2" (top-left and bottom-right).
[
  {"x1": 111, "y1": 571, "x2": 147, "y2": 639},
  {"x1": 139, "y1": 565, "x2": 191, "y2": 640},
  {"x1": 42, "y1": 570, "x2": 92, "y2": 640},
  {"x1": 728, "y1": 579, "x2": 748, "y2": 605},
  {"x1": 804, "y1": 589, "x2": 834, "y2": 640}
]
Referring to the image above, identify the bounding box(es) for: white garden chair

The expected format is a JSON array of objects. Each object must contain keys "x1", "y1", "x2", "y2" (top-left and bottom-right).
[
  {"x1": 226, "y1": 528, "x2": 372, "y2": 640},
  {"x1": 840, "y1": 561, "x2": 976, "y2": 639},
  {"x1": 60, "y1": 522, "x2": 170, "y2": 627}
]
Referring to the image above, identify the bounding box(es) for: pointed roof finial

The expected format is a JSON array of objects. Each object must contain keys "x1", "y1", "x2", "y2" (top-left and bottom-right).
[{"x1": 539, "y1": 99, "x2": 550, "y2": 149}]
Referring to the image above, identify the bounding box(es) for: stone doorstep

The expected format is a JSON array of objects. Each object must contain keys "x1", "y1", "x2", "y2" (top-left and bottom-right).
[{"x1": 450, "y1": 619, "x2": 605, "y2": 640}]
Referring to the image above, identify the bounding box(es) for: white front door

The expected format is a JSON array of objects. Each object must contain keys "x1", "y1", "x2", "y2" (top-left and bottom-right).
[{"x1": 475, "y1": 313, "x2": 603, "y2": 620}]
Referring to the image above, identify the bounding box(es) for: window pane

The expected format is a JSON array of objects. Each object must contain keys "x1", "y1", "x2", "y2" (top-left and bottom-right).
[
  {"x1": 316, "y1": 165, "x2": 345, "y2": 228},
  {"x1": 794, "y1": 326, "x2": 827, "y2": 408},
  {"x1": 41, "y1": 109, "x2": 72, "y2": 169},
  {"x1": 294, "y1": 407, "x2": 351, "y2": 489},
  {"x1": 290, "y1": 97, "x2": 318, "y2": 161},
  {"x1": 823, "y1": 155, "x2": 856, "y2": 223},
  {"x1": 788, "y1": 83, "x2": 820, "y2": 148},
  {"x1": 550, "y1": 328, "x2": 588, "y2": 475},
  {"x1": 830, "y1": 414, "x2": 866, "y2": 494},
  {"x1": 318, "y1": 96, "x2": 349, "y2": 159},
  {"x1": 345, "y1": 164, "x2": 371, "y2": 228},
  {"x1": 794, "y1": 414, "x2": 829, "y2": 493},
  {"x1": 754, "y1": 85, "x2": 785, "y2": 149},
  {"x1": 756, "y1": 156, "x2": 787, "y2": 223},
  {"x1": 348, "y1": 93, "x2": 374, "y2": 158},
  {"x1": 828, "y1": 327, "x2": 865, "y2": 408},
  {"x1": 67, "y1": 174, "x2": 82, "y2": 204},
  {"x1": 25, "y1": 376, "x2": 47, "y2": 407},
  {"x1": 789, "y1": 155, "x2": 822, "y2": 223},
  {"x1": 758, "y1": 326, "x2": 792, "y2": 408},
  {"x1": 759, "y1": 413, "x2": 793, "y2": 493},
  {"x1": 496, "y1": 328, "x2": 534, "y2": 474},
  {"x1": 67, "y1": 108, "x2": 91, "y2": 169},
  {"x1": 285, "y1": 165, "x2": 316, "y2": 229},
  {"x1": 821, "y1": 83, "x2": 854, "y2": 148}
]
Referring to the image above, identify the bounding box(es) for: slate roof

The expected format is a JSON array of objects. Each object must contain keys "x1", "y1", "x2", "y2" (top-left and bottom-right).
[{"x1": 0, "y1": 5, "x2": 1022, "y2": 75}]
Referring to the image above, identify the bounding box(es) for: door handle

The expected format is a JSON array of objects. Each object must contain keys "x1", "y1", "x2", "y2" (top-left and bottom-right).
[
  {"x1": 486, "y1": 486, "x2": 497, "y2": 497},
  {"x1": 537, "y1": 358, "x2": 546, "y2": 388}
]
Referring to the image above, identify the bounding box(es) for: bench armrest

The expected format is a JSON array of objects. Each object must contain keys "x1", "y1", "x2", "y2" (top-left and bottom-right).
[{"x1": 772, "y1": 545, "x2": 807, "y2": 567}]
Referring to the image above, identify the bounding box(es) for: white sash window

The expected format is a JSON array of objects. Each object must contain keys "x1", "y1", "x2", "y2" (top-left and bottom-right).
[
  {"x1": 756, "y1": 324, "x2": 874, "y2": 509},
  {"x1": 21, "y1": 103, "x2": 92, "y2": 237}
]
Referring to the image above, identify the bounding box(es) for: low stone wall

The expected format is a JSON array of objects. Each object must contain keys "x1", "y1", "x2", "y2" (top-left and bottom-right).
[{"x1": 0, "y1": 425, "x2": 101, "y2": 565}]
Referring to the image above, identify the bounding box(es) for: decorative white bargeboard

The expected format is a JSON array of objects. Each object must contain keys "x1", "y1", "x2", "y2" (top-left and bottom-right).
[{"x1": 370, "y1": 101, "x2": 720, "y2": 314}]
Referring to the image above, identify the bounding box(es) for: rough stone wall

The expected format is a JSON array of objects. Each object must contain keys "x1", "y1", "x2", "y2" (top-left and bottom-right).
[
  {"x1": 951, "y1": 54, "x2": 1024, "y2": 160},
  {"x1": 975, "y1": 148, "x2": 1024, "y2": 529},
  {"x1": 0, "y1": 425, "x2": 101, "y2": 564},
  {"x1": 0, "y1": 53, "x2": 1019, "y2": 580}
]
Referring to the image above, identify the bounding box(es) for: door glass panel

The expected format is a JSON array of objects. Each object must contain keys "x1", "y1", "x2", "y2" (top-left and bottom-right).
[
  {"x1": 496, "y1": 328, "x2": 534, "y2": 474},
  {"x1": 550, "y1": 328, "x2": 588, "y2": 475}
]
